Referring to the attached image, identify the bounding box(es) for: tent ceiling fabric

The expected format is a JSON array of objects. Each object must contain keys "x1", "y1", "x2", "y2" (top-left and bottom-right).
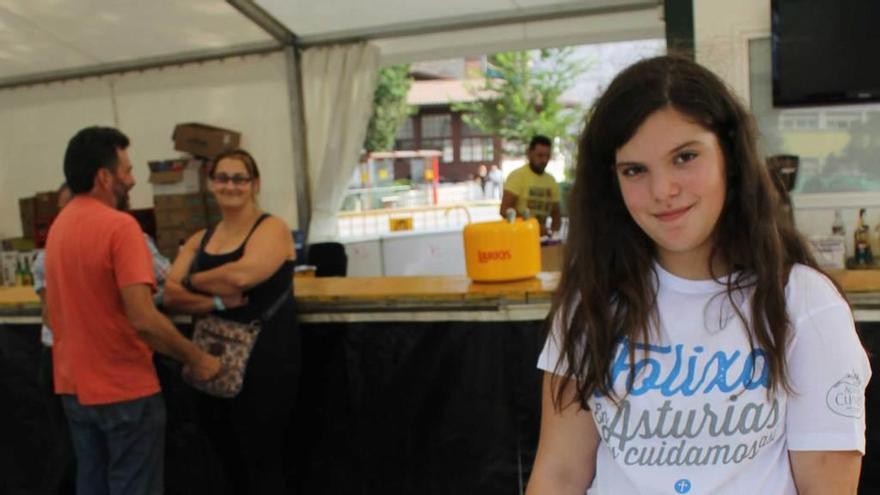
[
  {"x1": 0, "y1": 0, "x2": 662, "y2": 87},
  {"x1": 0, "y1": 0, "x2": 274, "y2": 82},
  {"x1": 256, "y1": 0, "x2": 656, "y2": 44}
]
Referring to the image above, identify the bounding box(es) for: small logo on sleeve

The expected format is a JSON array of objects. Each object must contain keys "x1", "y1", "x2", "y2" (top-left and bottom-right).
[{"x1": 826, "y1": 373, "x2": 865, "y2": 418}]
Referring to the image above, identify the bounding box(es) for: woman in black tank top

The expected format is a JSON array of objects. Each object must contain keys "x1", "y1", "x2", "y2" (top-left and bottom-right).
[{"x1": 163, "y1": 149, "x2": 299, "y2": 494}]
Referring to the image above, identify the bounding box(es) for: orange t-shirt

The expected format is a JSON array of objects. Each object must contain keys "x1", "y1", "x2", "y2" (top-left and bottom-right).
[{"x1": 45, "y1": 196, "x2": 158, "y2": 405}]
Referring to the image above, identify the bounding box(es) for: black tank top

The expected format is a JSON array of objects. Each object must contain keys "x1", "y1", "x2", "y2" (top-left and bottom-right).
[{"x1": 192, "y1": 214, "x2": 295, "y2": 324}]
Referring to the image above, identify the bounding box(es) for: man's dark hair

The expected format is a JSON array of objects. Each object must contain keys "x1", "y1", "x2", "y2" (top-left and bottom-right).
[
  {"x1": 528, "y1": 135, "x2": 552, "y2": 150},
  {"x1": 63, "y1": 126, "x2": 130, "y2": 194}
]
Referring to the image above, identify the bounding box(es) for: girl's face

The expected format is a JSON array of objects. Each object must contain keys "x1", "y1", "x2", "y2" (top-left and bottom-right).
[
  {"x1": 614, "y1": 107, "x2": 727, "y2": 276},
  {"x1": 209, "y1": 157, "x2": 259, "y2": 208}
]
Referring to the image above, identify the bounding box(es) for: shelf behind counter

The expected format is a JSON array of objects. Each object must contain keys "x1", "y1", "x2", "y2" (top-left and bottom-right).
[{"x1": 5, "y1": 269, "x2": 880, "y2": 322}]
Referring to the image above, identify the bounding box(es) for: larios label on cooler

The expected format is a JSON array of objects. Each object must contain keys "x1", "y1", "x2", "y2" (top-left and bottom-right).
[{"x1": 477, "y1": 249, "x2": 512, "y2": 263}]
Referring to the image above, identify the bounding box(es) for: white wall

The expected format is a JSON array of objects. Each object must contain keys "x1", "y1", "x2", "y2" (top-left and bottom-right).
[
  {"x1": 694, "y1": 0, "x2": 880, "y2": 245},
  {"x1": 0, "y1": 80, "x2": 115, "y2": 238},
  {"x1": 0, "y1": 51, "x2": 298, "y2": 239},
  {"x1": 693, "y1": 0, "x2": 769, "y2": 103}
]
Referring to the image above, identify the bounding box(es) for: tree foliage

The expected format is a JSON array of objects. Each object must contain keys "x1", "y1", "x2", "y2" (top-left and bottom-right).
[
  {"x1": 364, "y1": 64, "x2": 415, "y2": 152},
  {"x1": 455, "y1": 48, "x2": 589, "y2": 154}
]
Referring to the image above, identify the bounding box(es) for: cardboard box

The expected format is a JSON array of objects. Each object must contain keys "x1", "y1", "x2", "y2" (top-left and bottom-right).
[
  {"x1": 204, "y1": 194, "x2": 220, "y2": 216},
  {"x1": 202, "y1": 194, "x2": 223, "y2": 227},
  {"x1": 155, "y1": 227, "x2": 192, "y2": 259},
  {"x1": 172, "y1": 123, "x2": 241, "y2": 160},
  {"x1": 155, "y1": 208, "x2": 207, "y2": 230},
  {"x1": 19, "y1": 197, "x2": 35, "y2": 239},
  {"x1": 2, "y1": 237, "x2": 36, "y2": 252},
  {"x1": 153, "y1": 192, "x2": 205, "y2": 211},
  {"x1": 34, "y1": 191, "x2": 59, "y2": 222},
  {"x1": 153, "y1": 192, "x2": 207, "y2": 231},
  {"x1": 149, "y1": 159, "x2": 206, "y2": 195}
]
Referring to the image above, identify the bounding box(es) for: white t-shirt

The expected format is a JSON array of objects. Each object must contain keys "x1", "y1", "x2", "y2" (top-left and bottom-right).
[{"x1": 538, "y1": 263, "x2": 871, "y2": 495}]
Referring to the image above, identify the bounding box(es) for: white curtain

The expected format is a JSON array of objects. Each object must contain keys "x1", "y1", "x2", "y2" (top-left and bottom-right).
[{"x1": 301, "y1": 42, "x2": 380, "y2": 241}]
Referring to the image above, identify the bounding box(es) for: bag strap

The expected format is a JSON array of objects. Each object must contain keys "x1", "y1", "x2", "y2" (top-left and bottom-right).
[
  {"x1": 259, "y1": 286, "x2": 291, "y2": 323},
  {"x1": 240, "y1": 213, "x2": 270, "y2": 250}
]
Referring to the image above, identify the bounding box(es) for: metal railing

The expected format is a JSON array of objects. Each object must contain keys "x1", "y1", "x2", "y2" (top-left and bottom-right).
[{"x1": 338, "y1": 203, "x2": 501, "y2": 239}]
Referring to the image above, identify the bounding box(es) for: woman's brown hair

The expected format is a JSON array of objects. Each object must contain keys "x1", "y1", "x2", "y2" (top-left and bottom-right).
[
  {"x1": 209, "y1": 148, "x2": 260, "y2": 180},
  {"x1": 550, "y1": 55, "x2": 841, "y2": 409}
]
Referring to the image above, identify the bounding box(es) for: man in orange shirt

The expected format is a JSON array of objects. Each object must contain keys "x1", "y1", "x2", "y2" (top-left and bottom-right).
[{"x1": 45, "y1": 126, "x2": 220, "y2": 495}]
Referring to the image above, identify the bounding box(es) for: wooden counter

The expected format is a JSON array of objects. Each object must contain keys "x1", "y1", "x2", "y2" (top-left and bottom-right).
[
  {"x1": 0, "y1": 273, "x2": 558, "y2": 308},
  {"x1": 4, "y1": 270, "x2": 880, "y2": 321}
]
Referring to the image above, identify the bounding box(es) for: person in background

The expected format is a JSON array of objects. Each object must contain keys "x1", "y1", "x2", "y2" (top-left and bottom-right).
[
  {"x1": 487, "y1": 164, "x2": 503, "y2": 200},
  {"x1": 527, "y1": 56, "x2": 870, "y2": 494},
  {"x1": 30, "y1": 183, "x2": 74, "y2": 495},
  {"x1": 500, "y1": 135, "x2": 561, "y2": 236},
  {"x1": 33, "y1": 180, "x2": 172, "y2": 494},
  {"x1": 477, "y1": 164, "x2": 489, "y2": 198},
  {"x1": 163, "y1": 149, "x2": 299, "y2": 494},
  {"x1": 45, "y1": 126, "x2": 220, "y2": 495}
]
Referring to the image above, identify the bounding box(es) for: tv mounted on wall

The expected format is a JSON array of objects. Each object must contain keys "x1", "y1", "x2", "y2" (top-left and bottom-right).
[{"x1": 771, "y1": 0, "x2": 880, "y2": 107}]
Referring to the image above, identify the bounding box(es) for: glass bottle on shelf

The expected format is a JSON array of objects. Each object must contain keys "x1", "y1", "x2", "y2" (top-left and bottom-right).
[
  {"x1": 873, "y1": 224, "x2": 880, "y2": 262},
  {"x1": 832, "y1": 209, "x2": 846, "y2": 236},
  {"x1": 854, "y1": 208, "x2": 873, "y2": 266},
  {"x1": 14, "y1": 260, "x2": 24, "y2": 286},
  {"x1": 22, "y1": 258, "x2": 33, "y2": 286}
]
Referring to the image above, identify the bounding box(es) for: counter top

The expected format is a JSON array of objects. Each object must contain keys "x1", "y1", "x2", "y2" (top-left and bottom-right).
[{"x1": 4, "y1": 270, "x2": 880, "y2": 321}]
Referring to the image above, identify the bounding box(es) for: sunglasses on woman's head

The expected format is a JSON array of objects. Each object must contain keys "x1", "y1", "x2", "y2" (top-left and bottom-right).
[{"x1": 211, "y1": 174, "x2": 252, "y2": 185}]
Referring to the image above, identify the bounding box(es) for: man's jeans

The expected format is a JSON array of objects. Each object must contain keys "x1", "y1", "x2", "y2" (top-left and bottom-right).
[{"x1": 61, "y1": 393, "x2": 166, "y2": 495}]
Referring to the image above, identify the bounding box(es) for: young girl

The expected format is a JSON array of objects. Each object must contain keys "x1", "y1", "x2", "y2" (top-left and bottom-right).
[{"x1": 527, "y1": 56, "x2": 871, "y2": 494}]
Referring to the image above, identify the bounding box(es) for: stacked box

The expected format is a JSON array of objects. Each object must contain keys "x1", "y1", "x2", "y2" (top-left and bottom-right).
[
  {"x1": 19, "y1": 191, "x2": 62, "y2": 247},
  {"x1": 172, "y1": 123, "x2": 241, "y2": 160},
  {"x1": 149, "y1": 158, "x2": 207, "y2": 196},
  {"x1": 18, "y1": 198, "x2": 35, "y2": 239},
  {"x1": 1, "y1": 238, "x2": 36, "y2": 252},
  {"x1": 150, "y1": 158, "x2": 211, "y2": 259},
  {"x1": 33, "y1": 191, "x2": 60, "y2": 247},
  {"x1": 153, "y1": 193, "x2": 207, "y2": 259},
  {"x1": 148, "y1": 122, "x2": 243, "y2": 258},
  {"x1": 204, "y1": 194, "x2": 222, "y2": 227},
  {"x1": 18, "y1": 191, "x2": 58, "y2": 248}
]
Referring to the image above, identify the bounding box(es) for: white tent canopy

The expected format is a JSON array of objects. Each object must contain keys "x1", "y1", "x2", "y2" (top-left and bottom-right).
[
  {"x1": 0, "y1": 0, "x2": 661, "y2": 85},
  {"x1": 0, "y1": 0, "x2": 663, "y2": 240}
]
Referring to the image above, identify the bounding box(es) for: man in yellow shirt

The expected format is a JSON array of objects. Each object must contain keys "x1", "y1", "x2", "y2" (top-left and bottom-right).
[{"x1": 500, "y1": 135, "x2": 561, "y2": 236}]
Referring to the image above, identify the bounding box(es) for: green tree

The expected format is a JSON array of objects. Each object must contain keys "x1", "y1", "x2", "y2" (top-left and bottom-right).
[
  {"x1": 364, "y1": 64, "x2": 415, "y2": 152},
  {"x1": 454, "y1": 48, "x2": 590, "y2": 155}
]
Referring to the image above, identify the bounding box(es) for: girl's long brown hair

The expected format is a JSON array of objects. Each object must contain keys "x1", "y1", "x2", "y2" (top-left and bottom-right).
[{"x1": 551, "y1": 55, "x2": 842, "y2": 409}]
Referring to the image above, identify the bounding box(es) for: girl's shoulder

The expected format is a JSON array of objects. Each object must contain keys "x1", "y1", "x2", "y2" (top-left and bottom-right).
[{"x1": 785, "y1": 264, "x2": 848, "y2": 320}]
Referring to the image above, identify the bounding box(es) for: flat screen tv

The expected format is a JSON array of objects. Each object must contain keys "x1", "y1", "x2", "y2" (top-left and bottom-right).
[{"x1": 771, "y1": 0, "x2": 880, "y2": 107}]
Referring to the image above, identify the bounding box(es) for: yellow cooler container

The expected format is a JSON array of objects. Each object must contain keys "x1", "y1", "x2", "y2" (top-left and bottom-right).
[{"x1": 463, "y1": 218, "x2": 541, "y2": 282}]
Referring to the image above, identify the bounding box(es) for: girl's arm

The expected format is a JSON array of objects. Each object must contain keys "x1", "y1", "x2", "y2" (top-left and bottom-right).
[
  {"x1": 525, "y1": 372, "x2": 599, "y2": 495},
  {"x1": 790, "y1": 450, "x2": 861, "y2": 495}
]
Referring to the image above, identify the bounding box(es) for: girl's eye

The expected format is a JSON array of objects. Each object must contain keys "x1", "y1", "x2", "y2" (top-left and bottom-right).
[
  {"x1": 620, "y1": 165, "x2": 646, "y2": 177},
  {"x1": 674, "y1": 150, "x2": 698, "y2": 165}
]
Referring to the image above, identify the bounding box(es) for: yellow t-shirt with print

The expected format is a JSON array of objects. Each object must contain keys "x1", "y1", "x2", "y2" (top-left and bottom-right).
[{"x1": 503, "y1": 164, "x2": 560, "y2": 223}]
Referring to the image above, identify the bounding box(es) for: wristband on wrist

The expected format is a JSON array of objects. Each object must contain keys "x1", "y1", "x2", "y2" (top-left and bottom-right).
[{"x1": 213, "y1": 295, "x2": 226, "y2": 311}]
